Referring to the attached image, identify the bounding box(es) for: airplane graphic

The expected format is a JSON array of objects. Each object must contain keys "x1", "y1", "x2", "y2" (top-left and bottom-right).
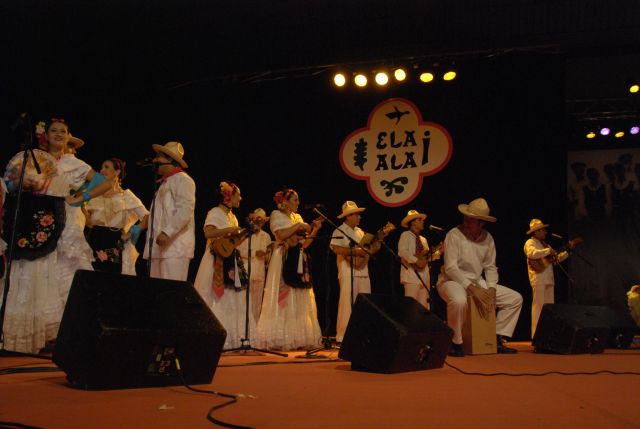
[{"x1": 385, "y1": 105, "x2": 410, "y2": 124}]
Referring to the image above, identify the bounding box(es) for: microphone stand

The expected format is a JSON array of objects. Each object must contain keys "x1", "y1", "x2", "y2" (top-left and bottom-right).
[
  {"x1": 224, "y1": 225, "x2": 287, "y2": 357},
  {"x1": 145, "y1": 164, "x2": 160, "y2": 277},
  {"x1": 1, "y1": 114, "x2": 50, "y2": 358},
  {"x1": 379, "y1": 238, "x2": 431, "y2": 305},
  {"x1": 299, "y1": 207, "x2": 372, "y2": 358}
]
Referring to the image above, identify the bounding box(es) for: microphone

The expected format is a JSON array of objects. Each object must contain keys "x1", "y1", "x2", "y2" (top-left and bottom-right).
[
  {"x1": 136, "y1": 157, "x2": 156, "y2": 167},
  {"x1": 303, "y1": 203, "x2": 325, "y2": 210},
  {"x1": 428, "y1": 224, "x2": 445, "y2": 232},
  {"x1": 551, "y1": 233, "x2": 564, "y2": 240},
  {"x1": 10, "y1": 113, "x2": 27, "y2": 131}
]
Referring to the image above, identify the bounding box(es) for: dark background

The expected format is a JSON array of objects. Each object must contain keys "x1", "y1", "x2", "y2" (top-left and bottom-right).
[{"x1": 2, "y1": 1, "x2": 639, "y2": 340}]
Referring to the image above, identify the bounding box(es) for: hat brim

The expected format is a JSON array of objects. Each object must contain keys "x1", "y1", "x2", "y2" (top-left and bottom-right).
[
  {"x1": 152, "y1": 144, "x2": 188, "y2": 168},
  {"x1": 401, "y1": 213, "x2": 427, "y2": 228},
  {"x1": 526, "y1": 224, "x2": 549, "y2": 235},
  {"x1": 249, "y1": 214, "x2": 270, "y2": 222},
  {"x1": 337, "y1": 207, "x2": 366, "y2": 219},
  {"x1": 68, "y1": 135, "x2": 85, "y2": 149},
  {"x1": 458, "y1": 204, "x2": 497, "y2": 222}
]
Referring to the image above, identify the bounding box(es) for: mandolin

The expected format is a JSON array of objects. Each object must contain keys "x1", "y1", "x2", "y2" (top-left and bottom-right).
[
  {"x1": 528, "y1": 237, "x2": 583, "y2": 273},
  {"x1": 210, "y1": 223, "x2": 258, "y2": 258},
  {"x1": 415, "y1": 241, "x2": 444, "y2": 270},
  {"x1": 349, "y1": 222, "x2": 396, "y2": 270},
  {"x1": 283, "y1": 216, "x2": 324, "y2": 248}
]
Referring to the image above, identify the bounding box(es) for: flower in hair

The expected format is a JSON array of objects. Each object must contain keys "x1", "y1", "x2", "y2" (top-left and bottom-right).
[
  {"x1": 220, "y1": 181, "x2": 237, "y2": 202},
  {"x1": 35, "y1": 121, "x2": 47, "y2": 150}
]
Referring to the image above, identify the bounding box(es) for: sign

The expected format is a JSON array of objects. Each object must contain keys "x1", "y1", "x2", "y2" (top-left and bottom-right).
[{"x1": 339, "y1": 98, "x2": 453, "y2": 207}]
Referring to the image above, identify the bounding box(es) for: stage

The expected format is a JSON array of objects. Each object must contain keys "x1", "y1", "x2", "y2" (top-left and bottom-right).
[{"x1": 1, "y1": 342, "x2": 639, "y2": 429}]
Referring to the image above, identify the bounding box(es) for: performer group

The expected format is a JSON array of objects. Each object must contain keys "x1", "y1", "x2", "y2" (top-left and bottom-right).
[{"x1": 0, "y1": 118, "x2": 579, "y2": 357}]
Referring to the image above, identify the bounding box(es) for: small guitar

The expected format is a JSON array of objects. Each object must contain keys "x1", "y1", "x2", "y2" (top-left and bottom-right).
[
  {"x1": 415, "y1": 241, "x2": 444, "y2": 270},
  {"x1": 283, "y1": 216, "x2": 324, "y2": 248},
  {"x1": 349, "y1": 222, "x2": 396, "y2": 270},
  {"x1": 528, "y1": 237, "x2": 583, "y2": 273},
  {"x1": 210, "y1": 223, "x2": 258, "y2": 258}
]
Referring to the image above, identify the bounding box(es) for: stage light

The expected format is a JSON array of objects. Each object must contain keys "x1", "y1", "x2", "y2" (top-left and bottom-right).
[
  {"x1": 600, "y1": 127, "x2": 611, "y2": 136},
  {"x1": 375, "y1": 72, "x2": 389, "y2": 86},
  {"x1": 443, "y1": 71, "x2": 457, "y2": 81},
  {"x1": 586, "y1": 131, "x2": 596, "y2": 139},
  {"x1": 630, "y1": 84, "x2": 639, "y2": 94},
  {"x1": 420, "y1": 72, "x2": 434, "y2": 83},
  {"x1": 394, "y1": 68, "x2": 406, "y2": 81},
  {"x1": 630, "y1": 126, "x2": 640, "y2": 135},
  {"x1": 354, "y1": 74, "x2": 367, "y2": 87},
  {"x1": 333, "y1": 73, "x2": 347, "y2": 87},
  {"x1": 615, "y1": 131, "x2": 625, "y2": 138}
]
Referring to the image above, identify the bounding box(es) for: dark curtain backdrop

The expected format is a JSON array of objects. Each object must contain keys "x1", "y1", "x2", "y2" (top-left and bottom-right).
[{"x1": 1, "y1": 52, "x2": 565, "y2": 340}]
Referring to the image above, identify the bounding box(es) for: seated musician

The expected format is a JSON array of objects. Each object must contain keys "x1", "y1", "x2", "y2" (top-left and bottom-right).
[
  {"x1": 330, "y1": 201, "x2": 371, "y2": 343},
  {"x1": 398, "y1": 210, "x2": 440, "y2": 310},
  {"x1": 524, "y1": 219, "x2": 568, "y2": 337},
  {"x1": 194, "y1": 181, "x2": 253, "y2": 350},
  {"x1": 436, "y1": 198, "x2": 522, "y2": 357}
]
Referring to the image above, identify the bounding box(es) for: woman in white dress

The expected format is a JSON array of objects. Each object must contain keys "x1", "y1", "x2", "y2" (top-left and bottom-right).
[
  {"x1": 2, "y1": 118, "x2": 112, "y2": 353},
  {"x1": 84, "y1": 158, "x2": 149, "y2": 275},
  {"x1": 194, "y1": 181, "x2": 255, "y2": 349},
  {"x1": 255, "y1": 188, "x2": 322, "y2": 350}
]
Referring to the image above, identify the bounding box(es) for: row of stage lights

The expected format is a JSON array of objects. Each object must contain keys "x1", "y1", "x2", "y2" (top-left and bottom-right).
[
  {"x1": 333, "y1": 68, "x2": 457, "y2": 88},
  {"x1": 585, "y1": 126, "x2": 640, "y2": 139}
]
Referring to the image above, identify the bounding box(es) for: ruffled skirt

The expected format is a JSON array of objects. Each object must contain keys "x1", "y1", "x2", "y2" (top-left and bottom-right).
[
  {"x1": 254, "y1": 246, "x2": 321, "y2": 350},
  {"x1": 2, "y1": 205, "x2": 94, "y2": 353}
]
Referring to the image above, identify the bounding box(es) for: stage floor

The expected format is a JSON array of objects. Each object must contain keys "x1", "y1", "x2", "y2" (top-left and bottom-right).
[{"x1": 1, "y1": 342, "x2": 639, "y2": 429}]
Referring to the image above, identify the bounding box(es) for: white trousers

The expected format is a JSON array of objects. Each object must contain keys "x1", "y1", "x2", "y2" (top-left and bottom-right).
[
  {"x1": 403, "y1": 283, "x2": 430, "y2": 310},
  {"x1": 150, "y1": 258, "x2": 190, "y2": 281},
  {"x1": 531, "y1": 282, "x2": 554, "y2": 337},
  {"x1": 336, "y1": 275, "x2": 371, "y2": 342},
  {"x1": 437, "y1": 281, "x2": 523, "y2": 345}
]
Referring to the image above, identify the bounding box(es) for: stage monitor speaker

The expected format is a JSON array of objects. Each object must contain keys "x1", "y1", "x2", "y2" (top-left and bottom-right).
[
  {"x1": 53, "y1": 270, "x2": 226, "y2": 390},
  {"x1": 532, "y1": 304, "x2": 622, "y2": 354},
  {"x1": 338, "y1": 294, "x2": 453, "y2": 373}
]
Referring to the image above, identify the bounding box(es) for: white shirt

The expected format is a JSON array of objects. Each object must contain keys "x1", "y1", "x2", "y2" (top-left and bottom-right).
[
  {"x1": 524, "y1": 237, "x2": 568, "y2": 286},
  {"x1": 398, "y1": 230, "x2": 429, "y2": 284},
  {"x1": 438, "y1": 226, "x2": 499, "y2": 290},
  {"x1": 330, "y1": 222, "x2": 369, "y2": 278},
  {"x1": 86, "y1": 189, "x2": 148, "y2": 231},
  {"x1": 238, "y1": 229, "x2": 272, "y2": 282},
  {"x1": 143, "y1": 171, "x2": 196, "y2": 259}
]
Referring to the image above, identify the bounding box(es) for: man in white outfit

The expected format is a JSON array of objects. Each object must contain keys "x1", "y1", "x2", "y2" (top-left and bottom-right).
[
  {"x1": 436, "y1": 197, "x2": 522, "y2": 357},
  {"x1": 143, "y1": 141, "x2": 195, "y2": 281},
  {"x1": 524, "y1": 219, "x2": 568, "y2": 337},
  {"x1": 330, "y1": 201, "x2": 371, "y2": 343},
  {"x1": 398, "y1": 210, "x2": 441, "y2": 310}
]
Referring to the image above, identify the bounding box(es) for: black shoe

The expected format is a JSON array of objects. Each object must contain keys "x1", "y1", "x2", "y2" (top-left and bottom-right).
[
  {"x1": 496, "y1": 335, "x2": 517, "y2": 354},
  {"x1": 449, "y1": 343, "x2": 465, "y2": 357}
]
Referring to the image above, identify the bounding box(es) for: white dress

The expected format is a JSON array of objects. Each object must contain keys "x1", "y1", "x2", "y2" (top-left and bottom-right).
[
  {"x1": 254, "y1": 210, "x2": 321, "y2": 350},
  {"x1": 2, "y1": 153, "x2": 94, "y2": 353},
  {"x1": 193, "y1": 206, "x2": 256, "y2": 350},
  {"x1": 85, "y1": 190, "x2": 149, "y2": 275}
]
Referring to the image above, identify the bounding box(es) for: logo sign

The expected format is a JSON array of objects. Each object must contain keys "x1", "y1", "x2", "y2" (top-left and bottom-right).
[{"x1": 339, "y1": 98, "x2": 453, "y2": 207}]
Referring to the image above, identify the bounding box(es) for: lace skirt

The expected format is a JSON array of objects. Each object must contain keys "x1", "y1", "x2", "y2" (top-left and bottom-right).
[
  {"x1": 254, "y1": 246, "x2": 321, "y2": 350},
  {"x1": 2, "y1": 204, "x2": 94, "y2": 353}
]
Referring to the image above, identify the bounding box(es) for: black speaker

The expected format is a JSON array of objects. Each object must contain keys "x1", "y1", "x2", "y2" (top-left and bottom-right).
[
  {"x1": 338, "y1": 294, "x2": 453, "y2": 373},
  {"x1": 53, "y1": 270, "x2": 226, "y2": 390},
  {"x1": 531, "y1": 304, "x2": 633, "y2": 354}
]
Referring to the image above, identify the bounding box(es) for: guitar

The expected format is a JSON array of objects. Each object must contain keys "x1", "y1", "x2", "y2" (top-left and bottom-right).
[
  {"x1": 283, "y1": 216, "x2": 324, "y2": 248},
  {"x1": 528, "y1": 237, "x2": 583, "y2": 273},
  {"x1": 415, "y1": 241, "x2": 444, "y2": 270},
  {"x1": 210, "y1": 223, "x2": 258, "y2": 258},
  {"x1": 349, "y1": 222, "x2": 396, "y2": 270}
]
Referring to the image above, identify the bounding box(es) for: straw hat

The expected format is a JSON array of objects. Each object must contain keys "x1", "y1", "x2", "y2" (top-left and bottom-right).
[
  {"x1": 337, "y1": 201, "x2": 366, "y2": 219},
  {"x1": 526, "y1": 218, "x2": 549, "y2": 235},
  {"x1": 401, "y1": 210, "x2": 427, "y2": 228},
  {"x1": 152, "y1": 141, "x2": 188, "y2": 168},
  {"x1": 67, "y1": 133, "x2": 85, "y2": 149},
  {"x1": 457, "y1": 198, "x2": 497, "y2": 222},
  {"x1": 249, "y1": 208, "x2": 270, "y2": 222}
]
